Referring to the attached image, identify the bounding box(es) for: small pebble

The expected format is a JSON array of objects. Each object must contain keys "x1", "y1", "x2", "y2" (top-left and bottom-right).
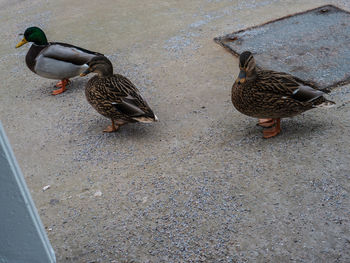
[
  {"x1": 142, "y1": 196, "x2": 148, "y2": 203},
  {"x1": 42, "y1": 185, "x2": 51, "y2": 191},
  {"x1": 50, "y1": 199, "x2": 59, "y2": 205},
  {"x1": 94, "y1": 191, "x2": 102, "y2": 197}
]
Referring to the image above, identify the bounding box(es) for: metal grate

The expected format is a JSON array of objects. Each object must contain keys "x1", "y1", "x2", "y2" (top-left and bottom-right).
[{"x1": 215, "y1": 5, "x2": 350, "y2": 90}]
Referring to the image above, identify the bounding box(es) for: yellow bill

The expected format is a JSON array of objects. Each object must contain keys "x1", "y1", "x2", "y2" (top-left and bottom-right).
[
  {"x1": 80, "y1": 67, "x2": 91, "y2": 77},
  {"x1": 15, "y1": 38, "x2": 28, "y2": 48}
]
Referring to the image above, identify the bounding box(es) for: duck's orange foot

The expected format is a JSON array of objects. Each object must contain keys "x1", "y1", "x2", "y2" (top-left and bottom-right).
[
  {"x1": 52, "y1": 79, "x2": 70, "y2": 95},
  {"x1": 55, "y1": 79, "x2": 70, "y2": 88},
  {"x1": 263, "y1": 127, "x2": 280, "y2": 138},
  {"x1": 262, "y1": 118, "x2": 281, "y2": 139},
  {"x1": 103, "y1": 120, "x2": 120, "y2": 133},
  {"x1": 103, "y1": 125, "x2": 119, "y2": 133},
  {"x1": 258, "y1": 118, "x2": 275, "y2": 128},
  {"x1": 52, "y1": 87, "x2": 67, "y2": 95}
]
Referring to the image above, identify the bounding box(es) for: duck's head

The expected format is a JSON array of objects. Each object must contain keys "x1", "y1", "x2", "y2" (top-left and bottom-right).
[
  {"x1": 237, "y1": 51, "x2": 256, "y2": 84},
  {"x1": 16, "y1": 27, "x2": 48, "y2": 48},
  {"x1": 80, "y1": 56, "x2": 113, "y2": 77}
]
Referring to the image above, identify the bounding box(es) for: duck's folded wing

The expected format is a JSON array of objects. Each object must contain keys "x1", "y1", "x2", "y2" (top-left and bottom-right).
[
  {"x1": 112, "y1": 95, "x2": 152, "y2": 117},
  {"x1": 107, "y1": 74, "x2": 156, "y2": 120},
  {"x1": 268, "y1": 71, "x2": 325, "y2": 102},
  {"x1": 291, "y1": 85, "x2": 325, "y2": 102},
  {"x1": 41, "y1": 43, "x2": 100, "y2": 65}
]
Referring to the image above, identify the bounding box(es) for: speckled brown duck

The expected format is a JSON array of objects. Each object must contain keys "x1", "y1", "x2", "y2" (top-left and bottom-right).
[
  {"x1": 231, "y1": 51, "x2": 335, "y2": 138},
  {"x1": 80, "y1": 56, "x2": 158, "y2": 132},
  {"x1": 16, "y1": 27, "x2": 103, "y2": 95}
]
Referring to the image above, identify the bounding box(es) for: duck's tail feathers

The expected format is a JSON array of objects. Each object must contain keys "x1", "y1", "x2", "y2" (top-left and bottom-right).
[
  {"x1": 132, "y1": 114, "x2": 158, "y2": 123},
  {"x1": 316, "y1": 100, "x2": 336, "y2": 108}
]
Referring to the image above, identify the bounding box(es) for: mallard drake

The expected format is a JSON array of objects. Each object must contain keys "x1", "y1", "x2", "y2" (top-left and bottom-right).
[
  {"x1": 232, "y1": 51, "x2": 335, "y2": 138},
  {"x1": 16, "y1": 26, "x2": 103, "y2": 95},
  {"x1": 80, "y1": 56, "x2": 158, "y2": 132}
]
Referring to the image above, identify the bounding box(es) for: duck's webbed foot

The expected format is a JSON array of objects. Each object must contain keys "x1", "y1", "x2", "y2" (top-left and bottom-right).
[
  {"x1": 262, "y1": 118, "x2": 281, "y2": 139},
  {"x1": 258, "y1": 118, "x2": 275, "y2": 128},
  {"x1": 103, "y1": 125, "x2": 118, "y2": 133},
  {"x1": 52, "y1": 79, "x2": 70, "y2": 95},
  {"x1": 103, "y1": 119, "x2": 126, "y2": 133}
]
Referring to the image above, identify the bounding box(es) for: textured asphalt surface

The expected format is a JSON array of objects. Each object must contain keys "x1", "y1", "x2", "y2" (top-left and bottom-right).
[{"x1": 0, "y1": 0, "x2": 349, "y2": 262}]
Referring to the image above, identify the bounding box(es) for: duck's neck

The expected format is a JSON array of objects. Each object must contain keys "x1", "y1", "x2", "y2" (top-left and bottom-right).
[
  {"x1": 33, "y1": 39, "x2": 48, "y2": 46},
  {"x1": 246, "y1": 68, "x2": 257, "y2": 81},
  {"x1": 97, "y1": 65, "x2": 114, "y2": 77}
]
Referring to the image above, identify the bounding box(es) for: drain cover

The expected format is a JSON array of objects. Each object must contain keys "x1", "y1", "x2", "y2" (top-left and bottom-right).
[{"x1": 215, "y1": 5, "x2": 350, "y2": 90}]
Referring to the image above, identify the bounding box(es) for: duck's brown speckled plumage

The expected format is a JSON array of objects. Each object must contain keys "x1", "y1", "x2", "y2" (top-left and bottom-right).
[
  {"x1": 82, "y1": 56, "x2": 157, "y2": 132},
  {"x1": 232, "y1": 69, "x2": 329, "y2": 119},
  {"x1": 231, "y1": 51, "x2": 335, "y2": 138},
  {"x1": 85, "y1": 74, "x2": 156, "y2": 123}
]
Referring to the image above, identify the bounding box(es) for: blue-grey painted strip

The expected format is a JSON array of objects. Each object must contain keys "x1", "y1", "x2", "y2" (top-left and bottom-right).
[{"x1": 0, "y1": 122, "x2": 56, "y2": 263}]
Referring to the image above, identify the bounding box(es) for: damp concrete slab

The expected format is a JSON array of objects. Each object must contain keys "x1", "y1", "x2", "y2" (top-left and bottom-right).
[{"x1": 215, "y1": 5, "x2": 350, "y2": 90}]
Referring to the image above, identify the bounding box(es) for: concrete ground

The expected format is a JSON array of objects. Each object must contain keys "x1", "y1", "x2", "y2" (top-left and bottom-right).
[{"x1": 1, "y1": 0, "x2": 349, "y2": 262}]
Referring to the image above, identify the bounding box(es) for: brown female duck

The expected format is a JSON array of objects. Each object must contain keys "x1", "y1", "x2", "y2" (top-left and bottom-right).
[
  {"x1": 80, "y1": 56, "x2": 158, "y2": 132},
  {"x1": 232, "y1": 51, "x2": 335, "y2": 138}
]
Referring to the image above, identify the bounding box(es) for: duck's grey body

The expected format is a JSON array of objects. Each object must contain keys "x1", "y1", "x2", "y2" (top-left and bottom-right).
[{"x1": 26, "y1": 42, "x2": 102, "y2": 80}]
